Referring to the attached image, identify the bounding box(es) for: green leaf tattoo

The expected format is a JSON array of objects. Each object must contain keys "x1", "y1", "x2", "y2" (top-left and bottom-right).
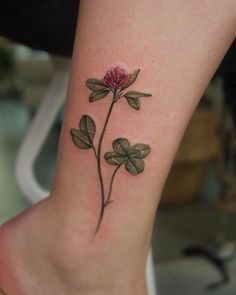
[
  {"x1": 70, "y1": 115, "x2": 96, "y2": 150},
  {"x1": 105, "y1": 138, "x2": 151, "y2": 175},
  {"x1": 86, "y1": 79, "x2": 109, "y2": 91},
  {"x1": 70, "y1": 66, "x2": 152, "y2": 235},
  {"x1": 124, "y1": 91, "x2": 152, "y2": 110}
]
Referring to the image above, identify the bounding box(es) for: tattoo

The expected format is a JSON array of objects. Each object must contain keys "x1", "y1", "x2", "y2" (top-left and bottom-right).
[{"x1": 70, "y1": 66, "x2": 152, "y2": 235}]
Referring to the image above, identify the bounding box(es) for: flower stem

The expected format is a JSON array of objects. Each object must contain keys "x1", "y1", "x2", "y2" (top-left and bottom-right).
[
  {"x1": 105, "y1": 163, "x2": 122, "y2": 207},
  {"x1": 94, "y1": 90, "x2": 117, "y2": 235},
  {"x1": 92, "y1": 145, "x2": 98, "y2": 159}
]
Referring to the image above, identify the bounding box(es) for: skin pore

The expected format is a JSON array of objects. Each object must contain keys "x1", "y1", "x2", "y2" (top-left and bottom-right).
[{"x1": 0, "y1": 1, "x2": 236, "y2": 295}]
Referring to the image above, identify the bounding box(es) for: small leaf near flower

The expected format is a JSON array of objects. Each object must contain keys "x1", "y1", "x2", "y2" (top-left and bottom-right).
[
  {"x1": 86, "y1": 79, "x2": 109, "y2": 91},
  {"x1": 89, "y1": 89, "x2": 110, "y2": 102},
  {"x1": 122, "y1": 69, "x2": 140, "y2": 90},
  {"x1": 124, "y1": 91, "x2": 152, "y2": 99},
  {"x1": 126, "y1": 97, "x2": 140, "y2": 110},
  {"x1": 124, "y1": 91, "x2": 152, "y2": 110}
]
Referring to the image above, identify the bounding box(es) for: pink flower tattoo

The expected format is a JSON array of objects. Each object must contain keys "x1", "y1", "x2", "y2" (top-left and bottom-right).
[
  {"x1": 103, "y1": 66, "x2": 131, "y2": 90},
  {"x1": 70, "y1": 66, "x2": 152, "y2": 236}
]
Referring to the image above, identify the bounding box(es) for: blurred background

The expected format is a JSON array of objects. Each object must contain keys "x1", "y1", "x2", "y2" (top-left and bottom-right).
[{"x1": 0, "y1": 23, "x2": 236, "y2": 295}]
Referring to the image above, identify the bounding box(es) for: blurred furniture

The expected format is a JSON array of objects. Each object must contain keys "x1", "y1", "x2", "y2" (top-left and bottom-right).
[
  {"x1": 16, "y1": 52, "x2": 53, "y2": 108},
  {"x1": 162, "y1": 101, "x2": 219, "y2": 204},
  {"x1": 183, "y1": 105, "x2": 236, "y2": 290},
  {"x1": 16, "y1": 57, "x2": 68, "y2": 201}
]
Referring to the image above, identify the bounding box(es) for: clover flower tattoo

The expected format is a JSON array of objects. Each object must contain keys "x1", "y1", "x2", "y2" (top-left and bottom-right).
[{"x1": 70, "y1": 66, "x2": 152, "y2": 235}]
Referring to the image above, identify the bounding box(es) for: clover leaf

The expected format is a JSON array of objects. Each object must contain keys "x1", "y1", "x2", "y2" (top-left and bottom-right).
[
  {"x1": 104, "y1": 138, "x2": 151, "y2": 175},
  {"x1": 103, "y1": 152, "x2": 126, "y2": 166},
  {"x1": 70, "y1": 115, "x2": 96, "y2": 149}
]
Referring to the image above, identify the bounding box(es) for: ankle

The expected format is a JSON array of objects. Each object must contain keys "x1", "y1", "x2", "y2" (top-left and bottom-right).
[
  {"x1": 0, "y1": 199, "x2": 148, "y2": 295},
  {"x1": 44, "y1": 195, "x2": 150, "y2": 284}
]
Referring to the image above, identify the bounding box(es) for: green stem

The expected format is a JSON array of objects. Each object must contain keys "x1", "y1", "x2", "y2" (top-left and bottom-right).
[
  {"x1": 94, "y1": 90, "x2": 117, "y2": 235},
  {"x1": 92, "y1": 145, "x2": 98, "y2": 159},
  {"x1": 105, "y1": 164, "x2": 122, "y2": 207}
]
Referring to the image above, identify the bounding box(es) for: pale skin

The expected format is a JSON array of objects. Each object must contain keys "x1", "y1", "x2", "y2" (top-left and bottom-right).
[{"x1": 0, "y1": 1, "x2": 236, "y2": 295}]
